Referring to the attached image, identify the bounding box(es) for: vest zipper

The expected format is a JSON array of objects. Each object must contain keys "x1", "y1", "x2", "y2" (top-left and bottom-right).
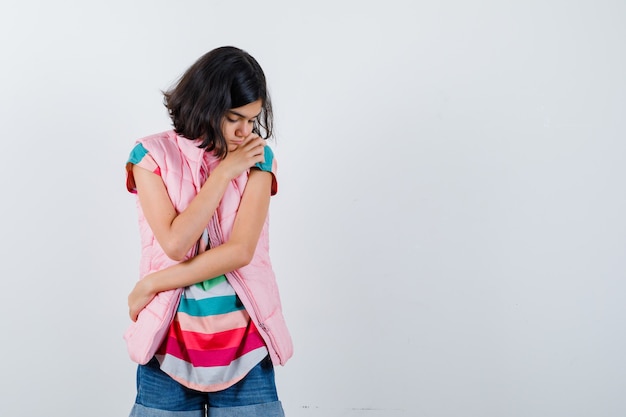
[{"x1": 207, "y1": 212, "x2": 283, "y2": 364}]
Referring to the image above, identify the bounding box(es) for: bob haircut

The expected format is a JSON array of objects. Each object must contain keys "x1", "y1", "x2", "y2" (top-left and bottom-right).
[{"x1": 163, "y1": 46, "x2": 273, "y2": 159}]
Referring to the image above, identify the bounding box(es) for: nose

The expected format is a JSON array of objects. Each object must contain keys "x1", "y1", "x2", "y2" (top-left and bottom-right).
[{"x1": 236, "y1": 121, "x2": 252, "y2": 138}]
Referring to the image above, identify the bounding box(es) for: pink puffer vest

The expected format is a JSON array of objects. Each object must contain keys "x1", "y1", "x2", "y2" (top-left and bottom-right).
[{"x1": 130, "y1": 130, "x2": 293, "y2": 366}]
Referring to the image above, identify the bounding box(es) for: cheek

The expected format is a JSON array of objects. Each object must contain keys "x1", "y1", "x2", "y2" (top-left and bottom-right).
[{"x1": 222, "y1": 125, "x2": 235, "y2": 139}]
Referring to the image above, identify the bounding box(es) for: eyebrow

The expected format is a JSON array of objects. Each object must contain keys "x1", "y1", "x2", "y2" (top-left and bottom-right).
[{"x1": 228, "y1": 110, "x2": 261, "y2": 119}]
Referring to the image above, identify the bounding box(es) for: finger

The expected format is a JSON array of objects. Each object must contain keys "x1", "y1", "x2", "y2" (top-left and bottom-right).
[
  {"x1": 242, "y1": 133, "x2": 262, "y2": 143},
  {"x1": 244, "y1": 138, "x2": 265, "y2": 154},
  {"x1": 241, "y1": 133, "x2": 260, "y2": 145}
]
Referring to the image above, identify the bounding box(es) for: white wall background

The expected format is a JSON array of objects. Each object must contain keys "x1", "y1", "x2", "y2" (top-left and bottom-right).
[{"x1": 1, "y1": 1, "x2": 624, "y2": 416}]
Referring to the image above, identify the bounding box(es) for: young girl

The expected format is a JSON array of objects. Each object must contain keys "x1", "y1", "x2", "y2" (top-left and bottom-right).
[{"x1": 125, "y1": 46, "x2": 293, "y2": 417}]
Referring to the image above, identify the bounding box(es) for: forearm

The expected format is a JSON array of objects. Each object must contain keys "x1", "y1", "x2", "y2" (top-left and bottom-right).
[
  {"x1": 165, "y1": 170, "x2": 230, "y2": 257},
  {"x1": 143, "y1": 241, "x2": 251, "y2": 293}
]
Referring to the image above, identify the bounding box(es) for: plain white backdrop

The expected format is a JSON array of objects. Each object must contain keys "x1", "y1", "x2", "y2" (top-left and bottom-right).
[{"x1": 1, "y1": 1, "x2": 624, "y2": 416}]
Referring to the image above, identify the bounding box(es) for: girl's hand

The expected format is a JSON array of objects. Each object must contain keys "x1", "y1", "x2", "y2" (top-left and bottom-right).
[
  {"x1": 128, "y1": 278, "x2": 156, "y2": 322},
  {"x1": 215, "y1": 135, "x2": 266, "y2": 180}
]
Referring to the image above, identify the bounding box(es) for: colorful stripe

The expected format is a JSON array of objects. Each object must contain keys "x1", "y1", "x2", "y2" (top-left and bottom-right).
[
  {"x1": 126, "y1": 143, "x2": 161, "y2": 193},
  {"x1": 175, "y1": 310, "x2": 250, "y2": 334},
  {"x1": 157, "y1": 270, "x2": 267, "y2": 392},
  {"x1": 194, "y1": 275, "x2": 228, "y2": 291},
  {"x1": 177, "y1": 294, "x2": 244, "y2": 316},
  {"x1": 157, "y1": 346, "x2": 269, "y2": 392},
  {"x1": 128, "y1": 143, "x2": 149, "y2": 165},
  {"x1": 253, "y1": 145, "x2": 278, "y2": 195},
  {"x1": 160, "y1": 323, "x2": 266, "y2": 366},
  {"x1": 254, "y1": 145, "x2": 274, "y2": 172}
]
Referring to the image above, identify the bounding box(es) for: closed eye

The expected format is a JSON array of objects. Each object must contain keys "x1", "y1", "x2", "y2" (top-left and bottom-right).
[
  {"x1": 226, "y1": 116, "x2": 257, "y2": 124},
  {"x1": 227, "y1": 110, "x2": 261, "y2": 123}
]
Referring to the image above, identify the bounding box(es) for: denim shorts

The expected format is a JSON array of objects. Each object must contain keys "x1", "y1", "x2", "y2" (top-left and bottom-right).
[{"x1": 129, "y1": 355, "x2": 284, "y2": 417}]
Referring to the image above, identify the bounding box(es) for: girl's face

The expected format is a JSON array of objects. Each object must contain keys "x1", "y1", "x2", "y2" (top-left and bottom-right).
[{"x1": 222, "y1": 99, "x2": 263, "y2": 151}]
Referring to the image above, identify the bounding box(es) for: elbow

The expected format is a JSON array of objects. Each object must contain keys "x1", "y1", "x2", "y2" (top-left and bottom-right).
[
  {"x1": 164, "y1": 248, "x2": 187, "y2": 262},
  {"x1": 166, "y1": 252, "x2": 187, "y2": 262},
  {"x1": 161, "y1": 240, "x2": 191, "y2": 262},
  {"x1": 231, "y1": 242, "x2": 256, "y2": 269}
]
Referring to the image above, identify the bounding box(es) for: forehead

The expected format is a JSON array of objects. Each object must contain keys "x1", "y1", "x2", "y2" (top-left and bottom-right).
[{"x1": 228, "y1": 99, "x2": 263, "y2": 118}]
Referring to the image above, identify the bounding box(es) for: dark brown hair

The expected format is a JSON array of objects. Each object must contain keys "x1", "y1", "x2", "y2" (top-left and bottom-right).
[{"x1": 163, "y1": 46, "x2": 273, "y2": 158}]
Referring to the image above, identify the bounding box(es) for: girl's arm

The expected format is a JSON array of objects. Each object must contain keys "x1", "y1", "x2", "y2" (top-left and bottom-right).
[
  {"x1": 128, "y1": 168, "x2": 272, "y2": 321},
  {"x1": 133, "y1": 136, "x2": 266, "y2": 261}
]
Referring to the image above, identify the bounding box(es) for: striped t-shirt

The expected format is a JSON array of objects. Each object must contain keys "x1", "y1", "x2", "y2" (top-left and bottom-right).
[{"x1": 126, "y1": 142, "x2": 277, "y2": 392}]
